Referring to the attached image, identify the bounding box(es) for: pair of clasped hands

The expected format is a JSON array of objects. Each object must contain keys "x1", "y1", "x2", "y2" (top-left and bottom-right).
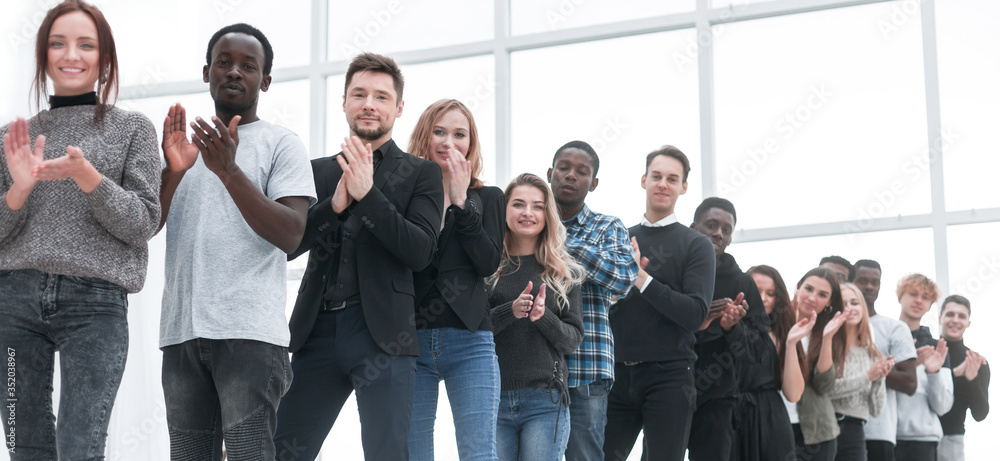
[{"x1": 3, "y1": 118, "x2": 103, "y2": 199}]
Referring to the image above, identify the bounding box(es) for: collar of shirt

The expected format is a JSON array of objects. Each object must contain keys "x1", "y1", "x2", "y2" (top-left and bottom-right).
[
  {"x1": 562, "y1": 203, "x2": 593, "y2": 226},
  {"x1": 640, "y1": 213, "x2": 678, "y2": 227}
]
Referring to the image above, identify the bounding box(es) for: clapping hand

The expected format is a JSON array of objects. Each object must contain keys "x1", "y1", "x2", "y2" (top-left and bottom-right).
[
  {"x1": 953, "y1": 350, "x2": 986, "y2": 380},
  {"x1": 338, "y1": 136, "x2": 374, "y2": 201},
  {"x1": 916, "y1": 338, "x2": 949, "y2": 374},
  {"x1": 162, "y1": 103, "x2": 199, "y2": 173},
  {"x1": 720, "y1": 292, "x2": 747, "y2": 331},
  {"x1": 787, "y1": 311, "x2": 817, "y2": 346},
  {"x1": 867, "y1": 356, "x2": 896, "y2": 381},
  {"x1": 512, "y1": 281, "x2": 535, "y2": 319}
]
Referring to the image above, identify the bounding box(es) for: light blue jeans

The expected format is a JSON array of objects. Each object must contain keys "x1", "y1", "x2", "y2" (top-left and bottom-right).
[
  {"x1": 409, "y1": 328, "x2": 501, "y2": 461},
  {"x1": 497, "y1": 388, "x2": 571, "y2": 461},
  {"x1": 0, "y1": 269, "x2": 129, "y2": 461}
]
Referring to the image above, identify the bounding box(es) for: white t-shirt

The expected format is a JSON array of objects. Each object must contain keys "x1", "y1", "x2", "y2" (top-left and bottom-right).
[
  {"x1": 864, "y1": 314, "x2": 919, "y2": 443},
  {"x1": 160, "y1": 119, "x2": 316, "y2": 348}
]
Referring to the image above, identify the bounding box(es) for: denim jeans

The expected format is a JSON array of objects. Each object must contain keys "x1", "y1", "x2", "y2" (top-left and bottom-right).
[
  {"x1": 564, "y1": 380, "x2": 610, "y2": 461},
  {"x1": 497, "y1": 388, "x2": 570, "y2": 461},
  {"x1": 162, "y1": 338, "x2": 292, "y2": 461},
  {"x1": 0, "y1": 269, "x2": 129, "y2": 461},
  {"x1": 409, "y1": 328, "x2": 500, "y2": 461}
]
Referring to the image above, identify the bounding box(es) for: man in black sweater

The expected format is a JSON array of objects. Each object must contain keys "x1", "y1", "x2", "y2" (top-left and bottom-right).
[
  {"x1": 605, "y1": 146, "x2": 716, "y2": 461},
  {"x1": 685, "y1": 197, "x2": 768, "y2": 460},
  {"x1": 938, "y1": 294, "x2": 990, "y2": 461}
]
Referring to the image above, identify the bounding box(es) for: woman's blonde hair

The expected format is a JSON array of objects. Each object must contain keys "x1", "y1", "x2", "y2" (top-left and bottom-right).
[
  {"x1": 408, "y1": 99, "x2": 484, "y2": 190},
  {"x1": 840, "y1": 282, "x2": 882, "y2": 368},
  {"x1": 489, "y1": 173, "x2": 583, "y2": 311}
]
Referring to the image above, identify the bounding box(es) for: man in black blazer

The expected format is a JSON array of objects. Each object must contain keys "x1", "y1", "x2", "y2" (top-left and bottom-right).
[{"x1": 274, "y1": 53, "x2": 443, "y2": 461}]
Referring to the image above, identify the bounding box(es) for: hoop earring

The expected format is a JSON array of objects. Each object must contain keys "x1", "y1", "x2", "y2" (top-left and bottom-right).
[{"x1": 823, "y1": 305, "x2": 832, "y2": 313}]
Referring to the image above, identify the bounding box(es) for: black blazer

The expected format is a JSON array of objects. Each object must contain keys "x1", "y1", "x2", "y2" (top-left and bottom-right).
[
  {"x1": 288, "y1": 139, "x2": 443, "y2": 355},
  {"x1": 413, "y1": 185, "x2": 505, "y2": 331}
]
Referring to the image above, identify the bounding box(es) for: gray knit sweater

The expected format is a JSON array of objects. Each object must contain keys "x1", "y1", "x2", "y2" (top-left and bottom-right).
[
  {"x1": 489, "y1": 255, "x2": 584, "y2": 392},
  {"x1": 831, "y1": 346, "x2": 887, "y2": 421},
  {"x1": 0, "y1": 105, "x2": 161, "y2": 293}
]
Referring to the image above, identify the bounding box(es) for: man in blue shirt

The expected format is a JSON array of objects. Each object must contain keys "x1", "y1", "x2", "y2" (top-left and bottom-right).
[{"x1": 547, "y1": 140, "x2": 637, "y2": 461}]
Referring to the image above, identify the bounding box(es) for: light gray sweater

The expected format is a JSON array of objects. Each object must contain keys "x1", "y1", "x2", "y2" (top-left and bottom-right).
[
  {"x1": 0, "y1": 105, "x2": 161, "y2": 292},
  {"x1": 831, "y1": 346, "x2": 887, "y2": 421}
]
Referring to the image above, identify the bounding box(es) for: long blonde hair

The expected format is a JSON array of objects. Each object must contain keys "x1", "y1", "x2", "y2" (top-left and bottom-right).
[
  {"x1": 840, "y1": 282, "x2": 882, "y2": 366},
  {"x1": 489, "y1": 173, "x2": 583, "y2": 311}
]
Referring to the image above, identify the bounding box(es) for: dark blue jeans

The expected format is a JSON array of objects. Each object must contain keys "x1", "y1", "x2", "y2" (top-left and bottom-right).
[
  {"x1": 274, "y1": 305, "x2": 416, "y2": 461},
  {"x1": 565, "y1": 380, "x2": 611, "y2": 461},
  {"x1": 0, "y1": 269, "x2": 129, "y2": 461},
  {"x1": 161, "y1": 338, "x2": 292, "y2": 461}
]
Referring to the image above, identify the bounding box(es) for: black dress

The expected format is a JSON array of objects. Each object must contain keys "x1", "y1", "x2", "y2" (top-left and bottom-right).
[{"x1": 731, "y1": 332, "x2": 797, "y2": 461}]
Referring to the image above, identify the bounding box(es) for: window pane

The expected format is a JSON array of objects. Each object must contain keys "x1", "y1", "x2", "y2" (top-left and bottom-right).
[
  {"x1": 713, "y1": 2, "x2": 929, "y2": 230},
  {"x1": 728, "y1": 227, "x2": 937, "y2": 322},
  {"x1": 511, "y1": 0, "x2": 694, "y2": 36},
  {"x1": 326, "y1": 56, "x2": 496, "y2": 186},
  {"x1": 511, "y1": 30, "x2": 701, "y2": 226},
  {"x1": 257, "y1": 79, "x2": 313, "y2": 155},
  {"x1": 946, "y1": 222, "x2": 1000, "y2": 460},
  {"x1": 101, "y1": 0, "x2": 311, "y2": 87},
  {"x1": 328, "y1": 0, "x2": 493, "y2": 61},
  {"x1": 936, "y1": 0, "x2": 1000, "y2": 211}
]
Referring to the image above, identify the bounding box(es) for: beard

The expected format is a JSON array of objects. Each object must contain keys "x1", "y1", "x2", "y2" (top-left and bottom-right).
[
  {"x1": 350, "y1": 117, "x2": 391, "y2": 142},
  {"x1": 214, "y1": 96, "x2": 257, "y2": 119}
]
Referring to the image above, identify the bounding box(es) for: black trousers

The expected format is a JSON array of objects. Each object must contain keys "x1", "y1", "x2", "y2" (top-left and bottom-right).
[
  {"x1": 793, "y1": 423, "x2": 837, "y2": 461},
  {"x1": 687, "y1": 397, "x2": 737, "y2": 460},
  {"x1": 834, "y1": 417, "x2": 867, "y2": 461},
  {"x1": 604, "y1": 361, "x2": 695, "y2": 461},
  {"x1": 274, "y1": 305, "x2": 416, "y2": 461},
  {"x1": 895, "y1": 441, "x2": 938, "y2": 461},
  {"x1": 866, "y1": 440, "x2": 894, "y2": 461}
]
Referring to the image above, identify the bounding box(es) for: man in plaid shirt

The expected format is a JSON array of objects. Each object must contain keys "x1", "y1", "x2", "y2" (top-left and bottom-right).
[{"x1": 547, "y1": 141, "x2": 638, "y2": 461}]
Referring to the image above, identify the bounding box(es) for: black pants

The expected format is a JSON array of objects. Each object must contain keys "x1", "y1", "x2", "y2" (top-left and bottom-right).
[
  {"x1": 604, "y1": 361, "x2": 695, "y2": 461},
  {"x1": 273, "y1": 305, "x2": 416, "y2": 461},
  {"x1": 793, "y1": 423, "x2": 837, "y2": 461},
  {"x1": 895, "y1": 441, "x2": 938, "y2": 461},
  {"x1": 687, "y1": 397, "x2": 737, "y2": 460},
  {"x1": 834, "y1": 417, "x2": 867, "y2": 461},
  {"x1": 866, "y1": 440, "x2": 894, "y2": 461}
]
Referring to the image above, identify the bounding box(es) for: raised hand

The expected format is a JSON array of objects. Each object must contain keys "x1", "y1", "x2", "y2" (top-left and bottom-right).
[
  {"x1": 512, "y1": 281, "x2": 535, "y2": 319},
  {"x1": 787, "y1": 311, "x2": 817, "y2": 345},
  {"x1": 868, "y1": 356, "x2": 896, "y2": 381},
  {"x1": 529, "y1": 283, "x2": 547, "y2": 322},
  {"x1": 963, "y1": 350, "x2": 985, "y2": 381},
  {"x1": 442, "y1": 145, "x2": 471, "y2": 208},
  {"x1": 923, "y1": 338, "x2": 949, "y2": 374},
  {"x1": 630, "y1": 236, "x2": 650, "y2": 289},
  {"x1": 823, "y1": 311, "x2": 847, "y2": 338},
  {"x1": 162, "y1": 103, "x2": 199, "y2": 173},
  {"x1": 338, "y1": 136, "x2": 374, "y2": 201},
  {"x1": 720, "y1": 292, "x2": 747, "y2": 331},
  {"x1": 33, "y1": 145, "x2": 102, "y2": 193},
  {"x1": 191, "y1": 115, "x2": 241, "y2": 179},
  {"x1": 3, "y1": 118, "x2": 44, "y2": 207}
]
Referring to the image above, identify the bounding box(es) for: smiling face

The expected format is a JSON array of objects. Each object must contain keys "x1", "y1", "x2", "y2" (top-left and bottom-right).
[
  {"x1": 691, "y1": 207, "x2": 735, "y2": 257},
  {"x1": 548, "y1": 147, "x2": 598, "y2": 211},
  {"x1": 46, "y1": 11, "x2": 100, "y2": 96},
  {"x1": 939, "y1": 302, "x2": 970, "y2": 341},
  {"x1": 427, "y1": 109, "x2": 470, "y2": 168},
  {"x1": 752, "y1": 272, "x2": 777, "y2": 315},
  {"x1": 642, "y1": 154, "x2": 688, "y2": 221},
  {"x1": 841, "y1": 286, "x2": 865, "y2": 327},
  {"x1": 204, "y1": 32, "x2": 270, "y2": 119},
  {"x1": 506, "y1": 185, "x2": 546, "y2": 243},
  {"x1": 795, "y1": 275, "x2": 833, "y2": 319},
  {"x1": 343, "y1": 70, "x2": 403, "y2": 145},
  {"x1": 898, "y1": 287, "x2": 934, "y2": 324}
]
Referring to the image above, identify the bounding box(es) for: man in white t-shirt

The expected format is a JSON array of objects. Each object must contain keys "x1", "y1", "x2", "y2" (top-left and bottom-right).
[
  {"x1": 157, "y1": 23, "x2": 316, "y2": 461},
  {"x1": 855, "y1": 259, "x2": 919, "y2": 461}
]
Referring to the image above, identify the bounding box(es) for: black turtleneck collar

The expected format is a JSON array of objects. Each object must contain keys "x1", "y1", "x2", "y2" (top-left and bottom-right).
[
  {"x1": 50, "y1": 92, "x2": 97, "y2": 109},
  {"x1": 715, "y1": 252, "x2": 742, "y2": 277}
]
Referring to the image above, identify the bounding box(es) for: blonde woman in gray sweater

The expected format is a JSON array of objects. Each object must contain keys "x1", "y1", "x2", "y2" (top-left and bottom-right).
[{"x1": 831, "y1": 283, "x2": 894, "y2": 461}]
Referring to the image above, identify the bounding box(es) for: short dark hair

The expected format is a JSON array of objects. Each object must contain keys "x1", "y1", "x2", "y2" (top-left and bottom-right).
[
  {"x1": 820, "y1": 255, "x2": 855, "y2": 281},
  {"x1": 855, "y1": 259, "x2": 882, "y2": 273},
  {"x1": 694, "y1": 197, "x2": 737, "y2": 226},
  {"x1": 942, "y1": 294, "x2": 971, "y2": 316},
  {"x1": 345, "y1": 52, "x2": 404, "y2": 102},
  {"x1": 645, "y1": 145, "x2": 690, "y2": 182},
  {"x1": 553, "y1": 141, "x2": 600, "y2": 177},
  {"x1": 206, "y1": 23, "x2": 274, "y2": 75}
]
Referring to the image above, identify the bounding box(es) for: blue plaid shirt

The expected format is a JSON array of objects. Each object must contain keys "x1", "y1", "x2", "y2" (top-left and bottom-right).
[{"x1": 563, "y1": 205, "x2": 638, "y2": 388}]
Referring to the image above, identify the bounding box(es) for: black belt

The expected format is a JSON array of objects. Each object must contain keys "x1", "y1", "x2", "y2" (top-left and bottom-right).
[
  {"x1": 836, "y1": 413, "x2": 865, "y2": 425},
  {"x1": 322, "y1": 298, "x2": 361, "y2": 311},
  {"x1": 621, "y1": 361, "x2": 644, "y2": 366}
]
